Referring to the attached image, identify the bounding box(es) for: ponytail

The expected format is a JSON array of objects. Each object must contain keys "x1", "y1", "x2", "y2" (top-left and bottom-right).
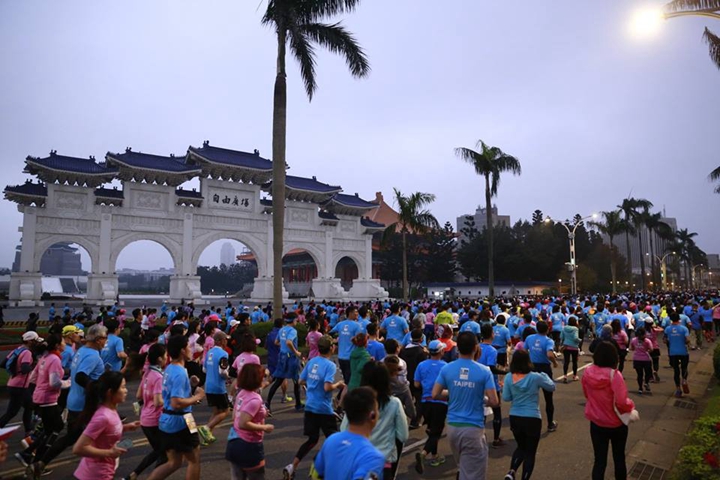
[{"x1": 79, "y1": 371, "x2": 124, "y2": 425}]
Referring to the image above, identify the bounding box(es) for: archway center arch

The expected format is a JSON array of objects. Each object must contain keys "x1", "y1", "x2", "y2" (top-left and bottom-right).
[
  {"x1": 110, "y1": 235, "x2": 181, "y2": 274},
  {"x1": 33, "y1": 236, "x2": 99, "y2": 274},
  {"x1": 192, "y1": 232, "x2": 268, "y2": 278}
]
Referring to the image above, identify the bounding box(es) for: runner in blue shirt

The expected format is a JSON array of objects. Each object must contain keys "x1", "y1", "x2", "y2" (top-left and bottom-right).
[
  {"x1": 330, "y1": 306, "x2": 362, "y2": 386},
  {"x1": 479, "y1": 324, "x2": 506, "y2": 447},
  {"x1": 413, "y1": 340, "x2": 447, "y2": 473},
  {"x1": 664, "y1": 313, "x2": 690, "y2": 398},
  {"x1": 284, "y1": 336, "x2": 345, "y2": 479},
  {"x1": 266, "y1": 314, "x2": 304, "y2": 412},
  {"x1": 99, "y1": 319, "x2": 127, "y2": 372},
  {"x1": 381, "y1": 305, "x2": 410, "y2": 342},
  {"x1": 524, "y1": 321, "x2": 558, "y2": 432},
  {"x1": 433, "y1": 332, "x2": 498, "y2": 480},
  {"x1": 549, "y1": 306, "x2": 565, "y2": 352},
  {"x1": 593, "y1": 305, "x2": 609, "y2": 337},
  {"x1": 201, "y1": 331, "x2": 231, "y2": 443},
  {"x1": 313, "y1": 387, "x2": 384, "y2": 480},
  {"x1": 459, "y1": 310, "x2": 481, "y2": 339},
  {"x1": 492, "y1": 316, "x2": 511, "y2": 367}
]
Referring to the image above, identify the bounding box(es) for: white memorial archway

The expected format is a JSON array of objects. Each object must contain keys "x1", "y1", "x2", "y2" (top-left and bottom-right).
[{"x1": 5, "y1": 144, "x2": 388, "y2": 306}]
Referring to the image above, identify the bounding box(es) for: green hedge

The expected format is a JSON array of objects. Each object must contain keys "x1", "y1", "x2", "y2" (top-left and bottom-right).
[
  {"x1": 673, "y1": 415, "x2": 720, "y2": 479},
  {"x1": 714, "y1": 343, "x2": 720, "y2": 381}
]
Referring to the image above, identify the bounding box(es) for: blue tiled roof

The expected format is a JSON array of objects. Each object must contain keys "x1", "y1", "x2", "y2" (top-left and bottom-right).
[
  {"x1": 260, "y1": 198, "x2": 273, "y2": 206},
  {"x1": 106, "y1": 150, "x2": 201, "y2": 173},
  {"x1": 319, "y1": 211, "x2": 339, "y2": 221},
  {"x1": 188, "y1": 143, "x2": 272, "y2": 171},
  {"x1": 5, "y1": 181, "x2": 47, "y2": 196},
  {"x1": 176, "y1": 188, "x2": 203, "y2": 199},
  {"x1": 328, "y1": 193, "x2": 377, "y2": 209},
  {"x1": 361, "y1": 217, "x2": 385, "y2": 228},
  {"x1": 267, "y1": 175, "x2": 341, "y2": 194},
  {"x1": 25, "y1": 152, "x2": 118, "y2": 175},
  {"x1": 94, "y1": 187, "x2": 123, "y2": 199}
]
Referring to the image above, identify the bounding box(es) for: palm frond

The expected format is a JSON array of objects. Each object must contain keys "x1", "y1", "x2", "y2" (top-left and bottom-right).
[
  {"x1": 410, "y1": 191, "x2": 436, "y2": 209},
  {"x1": 287, "y1": 26, "x2": 318, "y2": 100},
  {"x1": 704, "y1": 27, "x2": 720, "y2": 70},
  {"x1": 300, "y1": 0, "x2": 362, "y2": 21},
  {"x1": 301, "y1": 22, "x2": 370, "y2": 78},
  {"x1": 414, "y1": 211, "x2": 440, "y2": 231},
  {"x1": 454, "y1": 147, "x2": 491, "y2": 176},
  {"x1": 710, "y1": 165, "x2": 720, "y2": 181},
  {"x1": 665, "y1": 0, "x2": 720, "y2": 13}
]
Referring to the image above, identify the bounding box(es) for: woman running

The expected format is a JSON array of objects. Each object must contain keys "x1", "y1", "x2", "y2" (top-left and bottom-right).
[
  {"x1": 611, "y1": 320, "x2": 629, "y2": 373},
  {"x1": 226, "y1": 363, "x2": 274, "y2": 480},
  {"x1": 122, "y1": 344, "x2": 168, "y2": 480},
  {"x1": 72, "y1": 371, "x2": 141, "y2": 480},
  {"x1": 502, "y1": 349, "x2": 556, "y2": 480},
  {"x1": 629, "y1": 327, "x2": 654, "y2": 395}
]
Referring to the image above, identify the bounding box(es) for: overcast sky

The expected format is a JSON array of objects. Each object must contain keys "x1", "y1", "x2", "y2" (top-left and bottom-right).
[{"x1": 1, "y1": 0, "x2": 719, "y2": 271}]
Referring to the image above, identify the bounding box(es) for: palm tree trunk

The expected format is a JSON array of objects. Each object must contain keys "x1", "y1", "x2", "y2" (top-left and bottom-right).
[
  {"x1": 625, "y1": 230, "x2": 632, "y2": 288},
  {"x1": 610, "y1": 234, "x2": 617, "y2": 294},
  {"x1": 485, "y1": 174, "x2": 494, "y2": 298},
  {"x1": 272, "y1": 27, "x2": 287, "y2": 317},
  {"x1": 648, "y1": 231, "x2": 656, "y2": 290},
  {"x1": 402, "y1": 231, "x2": 408, "y2": 301},
  {"x1": 638, "y1": 226, "x2": 646, "y2": 290}
]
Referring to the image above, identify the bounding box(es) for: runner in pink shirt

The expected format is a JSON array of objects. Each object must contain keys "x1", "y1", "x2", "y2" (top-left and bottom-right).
[
  {"x1": 72, "y1": 371, "x2": 141, "y2": 480},
  {"x1": 306, "y1": 319, "x2": 323, "y2": 359},
  {"x1": 0, "y1": 331, "x2": 42, "y2": 435},
  {"x1": 231, "y1": 333, "x2": 262, "y2": 395}
]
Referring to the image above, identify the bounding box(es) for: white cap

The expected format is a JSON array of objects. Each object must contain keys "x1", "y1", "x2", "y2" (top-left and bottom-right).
[{"x1": 22, "y1": 331, "x2": 43, "y2": 343}]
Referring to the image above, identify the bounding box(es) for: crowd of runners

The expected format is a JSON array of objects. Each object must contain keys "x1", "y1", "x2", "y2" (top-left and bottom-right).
[{"x1": 0, "y1": 291, "x2": 718, "y2": 480}]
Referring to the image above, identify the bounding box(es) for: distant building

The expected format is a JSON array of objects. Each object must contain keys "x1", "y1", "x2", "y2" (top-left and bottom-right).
[
  {"x1": 13, "y1": 242, "x2": 84, "y2": 276},
  {"x1": 456, "y1": 204, "x2": 511, "y2": 244},
  {"x1": 220, "y1": 242, "x2": 236, "y2": 267},
  {"x1": 604, "y1": 216, "x2": 677, "y2": 275}
]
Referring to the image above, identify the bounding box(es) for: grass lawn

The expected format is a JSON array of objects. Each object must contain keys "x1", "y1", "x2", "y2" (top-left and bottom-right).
[{"x1": 700, "y1": 382, "x2": 720, "y2": 417}]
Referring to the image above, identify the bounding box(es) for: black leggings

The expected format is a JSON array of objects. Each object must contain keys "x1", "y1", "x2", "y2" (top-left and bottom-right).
[
  {"x1": 650, "y1": 349, "x2": 660, "y2": 374},
  {"x1": 421, "y1": 402, "x2": 447, "y2": 456},
  {"x1": 633, "y1": 360, "x2": 653, "y2": 389},
  {"x1": 266, "y1": 376, "x2": 301, "y2": 409},
  {"x1": 617, "y1": 350, "x2": 627, "y2": 373},
  {"x1": 590, "y1": 422, "x2": 628, "y2": 480},
  {"x1": 563, "y1": 349, "x2": 578, "y2": 376},
  {"x1": 131, "y1": 426, "x2": 167, "y2": 476},
  {"x1": 0, "y1": 386, "x2": 33, "y2": 433},
  {"x1": 38, "y1": 410, "x2": 84, "y2": 466},
  {"x1": 533, "y1": 364, "x2": 554, "y2": 426},
  {"x1": 295, "y1": 412, "x2": 338, "y2": 461},
  {"x1": 489, "y1": 405, "x2": 502, "y2": 441},
  {"x1": 23, "y1": 405, "x2": 64, "y2": 458},
  {"x1": 509, "y1": 416, "x2": 541, "y2": 480},
  {"x1": 669, "y1": 355, "x2": 689, "y2": 388}
]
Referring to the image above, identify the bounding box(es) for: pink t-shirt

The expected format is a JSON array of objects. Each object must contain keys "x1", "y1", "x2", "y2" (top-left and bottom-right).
[
  {"x1": 32, "y1": 352, "x2": 64, "y2": 405},
  {"x1": 232, "y1": 389, "x2": 266, "y2": 443},
  {"x1": 630, "y1": 337, "x2": 653, "y2": 362},
  {"x1": 7, "y1": 349, "x2": 33, "y2": 388},
  {"x1": 306, "y1": 331, "x2": 322, "y2": 359},
  {"x1": 73, "y1": 405, "x2": 123, "y2": 480},
  {"x1": 232, "y1": 352, "x2": 261, "y2": 375},
  {"x1": 140, "y1": 367, "x2": 163, "y2": 427}
]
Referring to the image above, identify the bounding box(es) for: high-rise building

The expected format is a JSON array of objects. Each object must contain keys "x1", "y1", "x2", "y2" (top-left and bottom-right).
[
  {"x1": 604, "y1": 216, "x2": 677, "y2": 275},
  {"x1": 220, "y1": 242, "x2": 236, "y2": 267},
  {"x1": 456, "y1": 204, "x2": 511, "y2": 244}
]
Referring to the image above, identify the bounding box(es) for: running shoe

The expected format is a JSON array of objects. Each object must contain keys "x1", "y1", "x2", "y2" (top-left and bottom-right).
[
  {"x1": 415, "y1": 452, "x2": 425, "y2": 474},
  {"x1": 14, "y1": 451, "x2": 32, "y2": 468},
  {"x1": 295, "y1": 404, "x2": 305, "y2": 412},
  {"x1": 265, "y1": 403, "x2": 273, "y2": 418},
  {"x1": 281, "y1": 395, "x2": 294, "y2": 404},
  {"x1": 428, "y1": 455, "x2": 446, "y2": 467},
  {"x1": 637, "y1": 390, "x2": 643, "y2": 395},
  {"x1": 572, "y1": 375, "x2": 580, "y2": 382},
  {"x1": 675, "y1": 389, "x2": 683, "y2": 398},
  {"x1": 548, "y1": 421, "x2": 558, "y2": 432},
  {"x1": 644, "y1": 383, "x2": 651, "y2": 393},
  {"x1": 504, "y1": 471, "x2": 516, "y2": 480},
  {"x1": 682, "y1": 380, "x2": 690, "y2": 395},
  {"x1": 283, "y1": 464, "x2": 295, "y2": 480},
  {"x1": 562, "y1": 376, "x2": 568, "y2": 384},
  {"x1": 492, "y1": 438, "x2": 506, "y2": 448}
]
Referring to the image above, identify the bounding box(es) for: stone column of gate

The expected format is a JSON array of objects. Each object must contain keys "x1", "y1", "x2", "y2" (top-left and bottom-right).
[
  {"x1": 9, "y1": 206, "x2": 43, "y2": 306},
  {"x1": 87, "y1": 213, "x2": 118, "y2": 306}
]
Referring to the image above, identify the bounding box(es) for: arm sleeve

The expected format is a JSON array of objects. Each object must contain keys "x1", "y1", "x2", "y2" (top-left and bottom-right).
[
  {"x1": 393, "y1": 399, "x2": 409, "y2": 443},
  {"x1": 115, "y1": 338, "x2": 124, "y2": 355},
  {"x1": 501, "y1": 375, "x2": 513, "y2": 402},
  {"x1": 75, "y1": 371, "x2": 90, "y2": 388},
  {"x1": 611, "y1": 370, "x2": 635, "y2": 414},
  {"x1": 81, "y1": 411, "x2": 107, "y2": 441},
  {"x1": 538, "y1": 372, "x2": 556, "y2": 392}
]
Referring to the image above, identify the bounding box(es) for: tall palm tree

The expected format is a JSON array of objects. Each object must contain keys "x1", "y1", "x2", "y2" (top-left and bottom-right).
[
  {"x1": 710, "y1": 165, "x2": 720, "y2": 193},
  {"x1": 383, "y1": 189, "x2": 439, "y2": 300},
  {"x1": 455, "y1": 141, "x2": 521, "y2": 298},
  {"x1": 262, "y1": 0, "x2": 370, "y2": 313},
  {"x1": 665, "y1": 1, "x2": 720, "y2": 70},
  {"x1": 590, "y1": 210, "x2": 625, "y2": 293},
  {"x1": 676, "y1": 228, "x2": 699, "y2": 287},
  {"x1": 618, "y1": 197, "x2": 653, "y2": 290},
  {"x1": 643, "y1": 212, "x2": 673, "y2": 288}
]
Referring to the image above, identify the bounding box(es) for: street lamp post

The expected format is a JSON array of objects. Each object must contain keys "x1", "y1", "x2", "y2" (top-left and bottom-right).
[
  {"x1": 546, "y1": 213, "x2": 597, "y2": 296},
  {"x1": 692, "y1": 265, "x2": 706, "y2": 289},
  {"x1": 647, "y1": 251, "x2": 675, "y2": 290}
]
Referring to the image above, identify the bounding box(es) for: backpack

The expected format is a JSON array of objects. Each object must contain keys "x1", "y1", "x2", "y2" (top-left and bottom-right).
[{"x1": 1, "y1": 346, "x2": 28, "y2": 376}]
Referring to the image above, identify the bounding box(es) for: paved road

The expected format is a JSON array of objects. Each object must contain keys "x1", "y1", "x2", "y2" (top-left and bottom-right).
[{"x1": 0, "y1": 347, "x2": 708, "y2": 479}]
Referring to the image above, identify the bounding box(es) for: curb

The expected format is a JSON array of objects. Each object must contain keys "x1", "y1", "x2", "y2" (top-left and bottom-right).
[{"x1": 626, "y1": 347, "x2": 716, "y2": 477}]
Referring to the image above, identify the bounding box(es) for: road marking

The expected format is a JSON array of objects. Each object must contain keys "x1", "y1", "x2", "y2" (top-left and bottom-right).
[{"x1": 554, "y1": 361, "x2": 592, "y2": 381}]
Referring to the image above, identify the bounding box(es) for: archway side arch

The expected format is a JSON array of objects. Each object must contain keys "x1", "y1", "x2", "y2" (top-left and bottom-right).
[
  {"x1": 332, "y1": 251, "x2": 367, "y2": 279},
  {"x1": 191, "y1": 231, "x2": 268, "y2": 278},
  {"x1": 110, "y1": 233, "x2": 182, "y2": 273},
  {"x1": 33, "y1": 235, "x2": 99, "y2": 274},
  {"x1": 283, "y1": 243, "x2": 326, "y2": 279}
]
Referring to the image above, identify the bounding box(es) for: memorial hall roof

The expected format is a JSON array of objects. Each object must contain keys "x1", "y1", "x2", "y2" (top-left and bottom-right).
[
  {"x1": 94, "y1": 187, "x2": 124, "y2": 199},
  {"x1": 187, "y1": 142, "x2": 273, "y2": 171},
  {"x1": 361, "y1": 217, "x2": 385, "y2": 229},
  {"x1": 106, "y1": 149, "x2": 201, "y2": 174},
  {"x1": 4, "y1": 181, "x2": 47, "y2": 206},
  {"x1": 24, "y1": 151, "x2": 118, "y2": 187},
  {"x1": 323, "y1": 193, "x2": 377, "y2": 216}
]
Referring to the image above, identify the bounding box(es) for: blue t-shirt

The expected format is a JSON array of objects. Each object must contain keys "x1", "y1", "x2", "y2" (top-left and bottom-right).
[
  {"x1": 665, "y1": 324, "x2": 689, "y2": 356},
  {"x1": 278, "y1": 326, "x2": 298, "y2": 355},
  {"x1": 414, "y1": 359, "x2": 447, "y2": 403},
  {"x1": 459, "y1": 321, "x2": 481, "y2": 336},
  {"x1": 700, "y1": 307, "x2": 714, "y2": 323},
  {"x1": 492, "y1": 325, "x2": 511, "y2": 348},
  {"x1": 381, "y1": 315, "x2": 409, "y2": 342},
  {"x1": 401, "y1": 332, "x2": 426, "y2": 347},
  {"x1": 550, "y1": 313, "x2": 564, "y2": 332},
  {"x1": 67, "y1": 346, "x2": 105, "y2": 412},
  {"x1": 159, "y1": 363, "x2": 192, "y2": 434},
  {"x1": 100, "y1": 334, "x2": 124, "y2": 372},
  {"x1": 525, "y1": 334, "x2": 554, "y2": 365},
  {"x1": 61, "y1": 344, "x2": 74, "y2": 372},
  {"x1": 300, "y1": 356, "x2": 336, "y2": 415},
  {"x1": 502, "y1": 371, "x2": 556, "y2": 419},
  {"x1": 478, "y1": 344, "x2": 500, "y2": 391},
  {"x1": 435, "y1": 359, "x2": 495, "y2": 427},
  {"x1": 358, "y1": 317, "x2": 371, "y2": 333},
  {"x1": 204, "y1": 346, "x2": 229, "y2": 394},
  {"x1": 367, "y1": 340, "x2": 386, "y2": 361},
  {"x1": 594, "y1": 311, "x2": 609, "y2": 335},
  {"x1": 331, "y1": 320, "x2": 361, "y2": 360},
  {"x1": 314, "y1": 431, "x2": 385, "y2": 480}
]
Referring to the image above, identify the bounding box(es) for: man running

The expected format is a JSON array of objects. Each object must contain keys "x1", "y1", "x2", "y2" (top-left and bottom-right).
[
  {"x1": 665, "y1": 312, "x2": 690, "y2": 397},
  {"x1": 266, "y1": 313, "x2": 304, "y2": 412},
  {"x1": 525, "y1": 321, "x2": 558, "y2": 432},
  {"x1": 199, "y1": 331, "x2": 231, "y2": 444},
  {"x1": 414, "y1": 340, "x2": 448, "y2": 473}
]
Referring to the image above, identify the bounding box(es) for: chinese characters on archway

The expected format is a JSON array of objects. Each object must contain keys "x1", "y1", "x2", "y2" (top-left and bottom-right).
[{"x1": 212, "y1": 193, "x2": 250, "y2": 208}]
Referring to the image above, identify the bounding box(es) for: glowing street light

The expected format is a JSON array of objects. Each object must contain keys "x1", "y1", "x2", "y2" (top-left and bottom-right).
[
  {"x1": 629, "y1": 5, "x2": 720, "y2": 40},
  {"x1": 545, "y1": 213, "x2": 597, "y2": 296}
]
